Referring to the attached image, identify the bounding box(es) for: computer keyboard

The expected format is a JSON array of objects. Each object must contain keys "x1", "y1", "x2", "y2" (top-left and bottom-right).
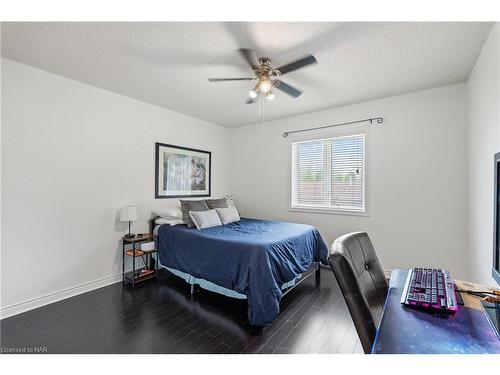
[{"x1": 400, "y1": 267, "x2": 458, "y2": 314}]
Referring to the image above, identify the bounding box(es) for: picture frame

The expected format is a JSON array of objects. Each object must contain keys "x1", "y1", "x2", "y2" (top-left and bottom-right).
[{"x1": 155, "y1": 142, "x2": 211, "y2": 199}]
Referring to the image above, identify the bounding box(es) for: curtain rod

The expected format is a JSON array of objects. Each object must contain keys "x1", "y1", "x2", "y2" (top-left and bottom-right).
[{"x1": 282, "y1": 117, "x2": 384, "y2": 138}]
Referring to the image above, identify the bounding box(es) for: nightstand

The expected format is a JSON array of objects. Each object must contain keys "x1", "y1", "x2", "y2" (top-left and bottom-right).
[{"x1": 122, "y1": 233, "x2": 158, "y2": 288}]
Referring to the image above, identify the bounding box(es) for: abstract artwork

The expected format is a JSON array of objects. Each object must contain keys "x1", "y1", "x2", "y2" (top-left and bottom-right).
[{"x1": 155, "y1": 143, "x2": 211, "y2": 198}]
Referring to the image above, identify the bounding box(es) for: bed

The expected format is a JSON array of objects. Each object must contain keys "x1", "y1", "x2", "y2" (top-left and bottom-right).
[{"x1": 153, "y1": 217, "x2": 329, "y2": 326}]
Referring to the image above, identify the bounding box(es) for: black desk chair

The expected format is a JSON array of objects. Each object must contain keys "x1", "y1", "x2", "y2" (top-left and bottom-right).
[{"x1": 328, "y1": 232, "x2": 388, "y2": 353}]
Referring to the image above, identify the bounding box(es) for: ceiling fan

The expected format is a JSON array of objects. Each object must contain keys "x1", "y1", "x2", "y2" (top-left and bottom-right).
[{"x1": 208, "y1": 49, "x2": 317, "y2": 104}]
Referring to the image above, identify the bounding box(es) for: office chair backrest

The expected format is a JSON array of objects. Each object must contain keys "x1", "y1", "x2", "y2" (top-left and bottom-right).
[{"x1": 328, "y1": 232, "x2": 388, "y2": 353}]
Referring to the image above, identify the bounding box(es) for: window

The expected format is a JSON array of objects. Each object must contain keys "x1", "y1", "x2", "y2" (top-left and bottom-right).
[{"x1": 290, "y1": 129, "x2": 368, "y2": 215}]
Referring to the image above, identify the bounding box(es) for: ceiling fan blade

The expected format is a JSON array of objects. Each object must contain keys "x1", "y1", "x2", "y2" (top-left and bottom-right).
[
  {"x1": 277, "y1": 54, "x2": 317, "y2": 75},
  {"x1": 238, "y1": 48, "x2": 258, "y2": 70},
  {"x1": 274, "y1": 80, "x2": 302, "y2": 98},
  {"x1": 209, "y1": 77, "x2": 255, "y2": 82}
]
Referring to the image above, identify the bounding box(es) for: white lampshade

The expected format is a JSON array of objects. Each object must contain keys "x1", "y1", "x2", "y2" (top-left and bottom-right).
[{"x1": 120, "y1": 205, "x2": 138, "y2": 222}]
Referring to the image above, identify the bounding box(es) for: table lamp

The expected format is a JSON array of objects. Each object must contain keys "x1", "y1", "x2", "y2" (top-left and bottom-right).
[{"x1": 120, "y1": 205, "x2": 138, "y2": 238}]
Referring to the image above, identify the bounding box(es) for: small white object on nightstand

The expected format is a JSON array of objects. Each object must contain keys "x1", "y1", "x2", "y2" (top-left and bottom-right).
[{"x1": 140, "y1": 241, "x2": 155, "y2": 251}]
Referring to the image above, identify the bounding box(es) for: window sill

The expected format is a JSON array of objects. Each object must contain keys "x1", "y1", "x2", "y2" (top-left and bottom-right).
[{"x1": 288, "y1": 206, "x2": 370, "y2": 217}]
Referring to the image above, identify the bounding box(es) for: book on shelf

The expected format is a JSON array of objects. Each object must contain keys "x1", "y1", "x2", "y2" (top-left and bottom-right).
[
  {"x1": 125, "y1": 250, "x2": 144, "y2": 257},
  {"x1": 128, "y1": 269, "x2": 155, "y2": 280}
]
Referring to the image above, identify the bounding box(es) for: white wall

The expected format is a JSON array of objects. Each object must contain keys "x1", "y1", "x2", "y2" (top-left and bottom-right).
[
  {"x1": 467, "y1": 25, "x2": 499, "y2": 285},
  {"x1": 1, "y1": 59, "x2": 230, "y2": 316},
  {"x1": 229, "y1": 84, "x2": 469, "y2": 278}
]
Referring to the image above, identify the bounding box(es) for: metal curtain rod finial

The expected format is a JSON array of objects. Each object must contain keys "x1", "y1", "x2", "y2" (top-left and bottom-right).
[{"x1": 282, "y1": 117, "x2": 384, "y2": 138}]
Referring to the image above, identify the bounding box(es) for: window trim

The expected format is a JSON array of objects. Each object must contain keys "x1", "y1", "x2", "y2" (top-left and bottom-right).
[{"x1": 287, "y1": 124, "x2": 371, "y2": 217}]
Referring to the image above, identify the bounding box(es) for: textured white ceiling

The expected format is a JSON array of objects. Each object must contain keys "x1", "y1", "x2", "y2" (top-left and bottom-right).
[{"x1": 1, "y1": 22, "x2": 493, "y2": 127}]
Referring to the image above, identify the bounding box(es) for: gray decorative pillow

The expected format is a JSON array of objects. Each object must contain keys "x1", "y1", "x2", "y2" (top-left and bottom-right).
[
  {"x1": 215, "y1": 206, "x2": 241, "y2": 225},
  {"x1": 180, "y1": 200, "x2": 209, "y2": 228},
  {"x1": 205, "y1": 197, "x2": 229, "y2": 209},
  {"x1": 189, "y1": 209, "x2": 223, "y2": 230}
]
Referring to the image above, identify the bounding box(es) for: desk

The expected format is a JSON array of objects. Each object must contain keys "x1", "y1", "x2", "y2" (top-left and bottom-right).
[{"x1": 372, "y1": 269, "x2": 500, "y2": 354}]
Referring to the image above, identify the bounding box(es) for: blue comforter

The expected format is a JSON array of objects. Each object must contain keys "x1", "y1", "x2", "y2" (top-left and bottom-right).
[{"x1": 157, "y1": 218, "x2": 328, "y2": 326}]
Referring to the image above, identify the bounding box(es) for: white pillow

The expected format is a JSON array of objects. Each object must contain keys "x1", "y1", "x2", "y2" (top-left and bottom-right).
[
  {"x1": 153, "y1": 206, "x2": 183, "y2": 219},
  {"x1": 189, "y1": 209, "x2": 222, "y2": 230},
  {"x1": 215, "y1": 206, "x2": 240, "y2": 225},
  {"x1": 155, "y1": 218, "x2": 185, "y2": 226}
]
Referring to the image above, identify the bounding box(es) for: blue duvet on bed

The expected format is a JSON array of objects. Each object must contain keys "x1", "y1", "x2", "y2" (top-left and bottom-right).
[{"x1": 157, "y1": 218, "x2": 328, "y2": 326}]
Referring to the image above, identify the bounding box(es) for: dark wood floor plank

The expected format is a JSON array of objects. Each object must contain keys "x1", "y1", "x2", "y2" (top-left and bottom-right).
[
  {"x1": 276, "y1": 285, "x2": 344, "y2": 354},
  {"x1": 321, "y1": 316, "x2": 351, "y2": 354},
  {"x1": 256, "y1": 287, "x2": 326, "y2": 353},
  {"x1": 239, "y1": 280, "x2": 320, "y2": 353},
  {"x1": 1, "y1": 267, "x2": 361, "y2": 354},
  {"x1": 306, "y1": 301, "x2": 346, "y2": 353},
  {"x1": 353, "y1": 339, "x2": 364, "y2": 354},
  {"x1": 274, "y1": 307, "x2": 330, "y2": 353},
  {"x1": 210, "y1": 342, "x2": 231, "y2": 354},
  {"x1": 337, "y1": 322, "x2": 359, "y2": 354},
  {"x1": 192, "y1": 331, "x2": 224, "y2": 354}
]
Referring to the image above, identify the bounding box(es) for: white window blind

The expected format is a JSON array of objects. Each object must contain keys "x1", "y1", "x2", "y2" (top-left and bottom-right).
[{"x1": 291, "y1": 132, "x2": 366, "y2": 213}]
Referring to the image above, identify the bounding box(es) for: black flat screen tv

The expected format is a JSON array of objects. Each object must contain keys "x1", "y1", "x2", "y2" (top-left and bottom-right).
[{"x1": 492, "y1": 152, "x2": 500, "y2": 285}]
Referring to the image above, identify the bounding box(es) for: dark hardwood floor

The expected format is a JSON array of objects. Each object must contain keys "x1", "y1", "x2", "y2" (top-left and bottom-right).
[{"x1": 0, "y1": 266, "x2": 363, "y2": 354}]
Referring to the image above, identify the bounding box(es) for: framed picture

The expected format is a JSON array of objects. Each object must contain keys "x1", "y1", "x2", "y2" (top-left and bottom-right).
[{"x1": 155, "y1": 142, "x2": 211, "y2": 199}]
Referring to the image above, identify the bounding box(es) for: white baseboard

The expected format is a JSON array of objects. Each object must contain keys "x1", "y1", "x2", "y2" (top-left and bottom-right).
[{"x1": 0, "y1": 273, "x2": 122, "y2": 320}]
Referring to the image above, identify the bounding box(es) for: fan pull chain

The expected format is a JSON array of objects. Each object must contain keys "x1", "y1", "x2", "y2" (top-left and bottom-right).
[
  {"x1": 258, "y1": 94, "x2": 261, "y2": 117},
  {"x1": 260, "y1": 95, "x2": 266, "y2": 134}
]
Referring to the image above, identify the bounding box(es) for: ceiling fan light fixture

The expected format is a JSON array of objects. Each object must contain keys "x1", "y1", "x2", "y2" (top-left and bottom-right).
[
  {"x1": 257, "y1": 78, "x2": 272, "y2": 94},
  {"x1": 208, "y1": 49, "x2": 315, "y2": 103}
]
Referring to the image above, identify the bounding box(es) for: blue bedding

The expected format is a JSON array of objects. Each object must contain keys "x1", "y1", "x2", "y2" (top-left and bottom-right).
[{"x1": 157, "y1": 218, "x2": 328, "y2": 326}]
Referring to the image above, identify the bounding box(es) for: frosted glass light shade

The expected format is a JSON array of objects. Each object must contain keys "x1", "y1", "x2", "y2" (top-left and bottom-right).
[
  {"x1": 120, "y1": 205, "x2": 138, "y2": 222},
  {"x1": 265, "y1": 91, "x2": 274, "y2": 101},
  {"x1": 257, "y1": 79, "x2": 272, "y2": 93}
]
